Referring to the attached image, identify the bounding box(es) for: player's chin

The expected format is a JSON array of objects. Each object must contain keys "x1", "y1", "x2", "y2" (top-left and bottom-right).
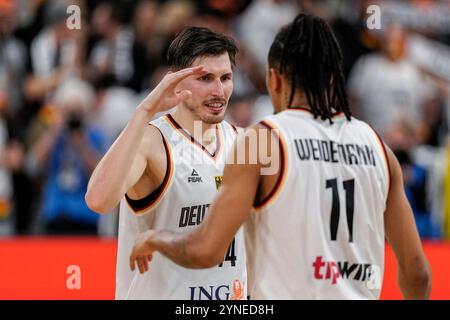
[{"x1": 202, "y1": 106, "x2": 226, "y2": 124}]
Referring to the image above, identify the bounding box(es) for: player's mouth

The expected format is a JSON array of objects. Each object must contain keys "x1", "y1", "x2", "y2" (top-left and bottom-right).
[{"x1": 204, "y1": 100, "x2": 226, "y2": 113}]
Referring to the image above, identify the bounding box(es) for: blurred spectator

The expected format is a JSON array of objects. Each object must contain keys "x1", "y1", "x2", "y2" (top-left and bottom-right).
[
  {"x1": 87, "y1": 0, "x2": 153, "y2": 92},
  {"x1": 1, "y1": 0, "x2": 34, "y2": 235},
  {"x1": 385, "y1": 119, "x2": 441, "y2": 238},
  {"x1": 348, "y1": 23, "x2": 435, "y2": 137},
  {"x1": 328, "y1": 0, "x2": 379, "y2": 78},
  {"x1": 24, "y1": 0, "x2": 80, "y2": 103},
  {"x1": 95, "y1": 87, "x2": 137, "y2": 145},
  {"x1": 0, "y1": 0, "x2": 27, "y2": 121},
  {"x1": 154, "y1": 0, "x2": 196, "y2": 39},
  {"x1": 132, "y1": 0, "x2": 161, "y2": 77},
  {"x1": 27, "y1": 77, "x2": 105, "y2": 235},
  {"x1": 0, "y1": 116, "x2": 13, "y2": 235},
  {"x1": 236, "y1": 0, "x2": 298, "y2": 73},
  {"x1": 395, "y1": 149, "x2": 440, "y2": 239},
  {"x1": 226, "y1": 95, "x2": 257, "y2": 128},
  {"x1": 227, "y1": 94, "x2": 274, "y2": 128}
]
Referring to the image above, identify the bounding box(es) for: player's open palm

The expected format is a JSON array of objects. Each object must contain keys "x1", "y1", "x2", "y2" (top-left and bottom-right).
[
  {"x1": 129, "y1": 230, "x2": 156, "y2": 274},
  {"x1": 140, "y1": 66, "x2": 207, "y2": 114}
]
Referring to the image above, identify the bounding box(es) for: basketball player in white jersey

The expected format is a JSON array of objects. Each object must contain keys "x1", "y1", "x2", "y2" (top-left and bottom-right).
[
  {"x1": 129, "y1": 15, "x2": 431, "y2": 299},
  {"x1": 86, "y1": 27, "x2": 247, "y2": 300}
]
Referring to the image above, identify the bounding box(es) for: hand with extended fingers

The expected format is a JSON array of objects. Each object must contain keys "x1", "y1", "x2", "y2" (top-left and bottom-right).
[
  {"x1": 139, "y1": 66, "x2": 208, "y2": 114},
  {"x1": 129, "y1": 230, "x2": 156, "y2": 274}
]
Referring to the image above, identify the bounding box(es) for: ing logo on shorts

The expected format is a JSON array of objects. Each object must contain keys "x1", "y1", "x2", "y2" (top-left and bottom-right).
[{"x1": 189, "y1": 279, "x2": 245, "y2": 300}]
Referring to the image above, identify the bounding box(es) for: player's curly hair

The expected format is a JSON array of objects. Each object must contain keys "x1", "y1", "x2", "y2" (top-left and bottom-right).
[{"x1": 268, "y1": 13, "x2": 351, "y2": 122}]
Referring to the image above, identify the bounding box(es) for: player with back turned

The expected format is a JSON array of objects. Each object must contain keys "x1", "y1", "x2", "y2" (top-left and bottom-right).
[{"x1": 130, "y1": 14, "x2": 431, "y2": 300}]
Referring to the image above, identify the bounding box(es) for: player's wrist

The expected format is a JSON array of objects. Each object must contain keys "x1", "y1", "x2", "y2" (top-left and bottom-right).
[{"x1": 134, "y1": 104, "x2": 156, "y2": 122}]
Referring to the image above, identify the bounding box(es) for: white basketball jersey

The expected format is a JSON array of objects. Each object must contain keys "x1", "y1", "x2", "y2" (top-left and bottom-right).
[
  {"x1": 116, "y1": 114, "x2": 247, "y2": 300},
  {"x1": 246, "y1": 108, "x2": 390, "y2": 300}
]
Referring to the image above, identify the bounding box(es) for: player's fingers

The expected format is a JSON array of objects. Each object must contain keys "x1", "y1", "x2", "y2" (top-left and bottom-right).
[
  {"x1": 137, "y1": 256, "x2": 144, "y2": 274},
  {"x1": 176, "y1": 90, "x2": 192, "y2": 102},
  {"x1": 168, "y1": 66, "x2": 207, "y2": 84},
  {"x1": 129, "y1": 254, "x2": 136, "y2": 271},
  {"x1": 143, "y1": 256, "x2": 148, "y2": 272}
]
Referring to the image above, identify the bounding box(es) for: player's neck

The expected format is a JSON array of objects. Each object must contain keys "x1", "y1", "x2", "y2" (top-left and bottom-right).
[
  {"x1": 282, "y1": 93, "x2": 310, "y2": 111},
  {"x1": 171, "y1": 108, "x2": 217, "y2": 145}
]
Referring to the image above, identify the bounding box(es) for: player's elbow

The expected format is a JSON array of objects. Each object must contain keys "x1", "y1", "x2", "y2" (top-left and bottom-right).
[
  {"x1": 399, "y1": 260, "x2": 432, "y2": 298},
  {"x1": 408, "y1": 264, "x2": 432, "y2": 289},
  {"x1": 85, "y1": 189, "x2": 112, "y2": 214}
]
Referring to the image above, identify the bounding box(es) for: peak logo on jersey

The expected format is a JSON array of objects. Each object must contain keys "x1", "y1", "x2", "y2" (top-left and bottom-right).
[
  {"x1": 189, "y1": 279, "x2": 245, "y2": 300},
  {"x1": 215, "y1": 176, "x2": 223, "y2": 190},
  {"x1": 312, "y1": 256, "x2": 380, "y2": 287},
  {"x1": 188, "y1": 169, "x2": 202, "y2": 183}
]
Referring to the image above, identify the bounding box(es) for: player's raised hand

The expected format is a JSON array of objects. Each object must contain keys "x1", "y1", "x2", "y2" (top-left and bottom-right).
[
  {"x1": 138, "y1": 66, "x2": 208, "y2": 114},
  {"x1": 129, "y1": 230, "x2": 155, "y2": 274}
]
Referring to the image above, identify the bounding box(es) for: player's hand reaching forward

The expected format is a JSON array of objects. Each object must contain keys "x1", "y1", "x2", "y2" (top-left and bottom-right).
[
  {"x1": 129, "y1": 230, "x2": 156, "y2": 274},
  {"x1": 138, "y1": 66, "x2": 208, "y2": 114}
]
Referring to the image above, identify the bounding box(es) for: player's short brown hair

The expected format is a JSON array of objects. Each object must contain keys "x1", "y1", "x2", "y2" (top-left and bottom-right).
[{"x1": 167, "y1": 26, "x2": 238, "y2": 70}]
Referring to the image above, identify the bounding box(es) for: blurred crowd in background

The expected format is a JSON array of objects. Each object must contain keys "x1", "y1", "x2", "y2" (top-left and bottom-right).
[{"x1": 0, "y1": 0, "x2": 450, "y2": 239}]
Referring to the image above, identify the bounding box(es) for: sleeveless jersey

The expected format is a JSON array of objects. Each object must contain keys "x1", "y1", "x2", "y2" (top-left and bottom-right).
[
  {"x1": 116, "y1": 114, "x2": 247, "y2": 300},
  {"x1": 245, "y1": 108, "x2": 390, "y2": 300}
]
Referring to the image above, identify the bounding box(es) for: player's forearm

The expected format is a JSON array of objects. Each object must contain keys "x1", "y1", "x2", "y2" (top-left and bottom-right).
[
  {"x1": 398, "y1": 264, "x2": 432, "y2": 300},
  {"x1": 86, "y1": 107, "x2": 153, "y2": 212},
  {"x1": 149, "y1": 229, "x2": 222, "y2": 269}
]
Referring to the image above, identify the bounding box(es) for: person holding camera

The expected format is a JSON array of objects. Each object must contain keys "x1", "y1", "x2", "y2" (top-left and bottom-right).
[{"x1": 28, "y1": 78, "x2": 105, "y2": 235}]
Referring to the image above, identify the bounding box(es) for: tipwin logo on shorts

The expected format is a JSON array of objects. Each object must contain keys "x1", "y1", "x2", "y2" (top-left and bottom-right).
[
  {"x1": 312, "y1": 256, "x2": 381, "y2": 290},
  {"x1": 188, "y1": 169, "x2": 202, "y2": 183}
]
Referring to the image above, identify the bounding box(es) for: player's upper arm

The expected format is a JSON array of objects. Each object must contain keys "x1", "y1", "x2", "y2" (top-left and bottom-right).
[
  {"x1": 123, "y1": 125, "x2": 166, "y2": 198},
  {"x1": 190, "y1": 124, "x2": 270, "y2": 266},
  {"x1": 384, "y1": 145, "x2": 431, "y2": 286}
]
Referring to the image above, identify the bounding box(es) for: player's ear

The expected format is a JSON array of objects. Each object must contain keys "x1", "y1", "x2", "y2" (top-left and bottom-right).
[{"x1": 268, "y1": 68, "x2": 282, "y2": 93}]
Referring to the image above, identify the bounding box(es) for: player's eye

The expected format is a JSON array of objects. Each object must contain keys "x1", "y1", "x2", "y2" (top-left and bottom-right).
[
  {"x1": 199, "y1": 75, "x2": 212, "y2": 81},
  {"x1": 221, "y1": 74, "x2": 232, "y2": 81}
]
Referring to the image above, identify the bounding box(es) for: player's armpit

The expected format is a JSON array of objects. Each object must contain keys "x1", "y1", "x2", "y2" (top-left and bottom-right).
[{"x1": 384, "y1": 145, "x2": 432, "y2": 299}]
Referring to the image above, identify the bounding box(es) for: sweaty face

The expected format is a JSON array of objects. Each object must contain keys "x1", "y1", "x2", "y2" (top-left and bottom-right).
[{"x1": 178, "y1": 53, "x2": 233, "y2": 124}]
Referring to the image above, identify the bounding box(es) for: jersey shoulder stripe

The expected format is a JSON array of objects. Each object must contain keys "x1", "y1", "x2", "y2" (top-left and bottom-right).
[{"x1": 253, "y1": 119, "x2": 288, "y2": 210}]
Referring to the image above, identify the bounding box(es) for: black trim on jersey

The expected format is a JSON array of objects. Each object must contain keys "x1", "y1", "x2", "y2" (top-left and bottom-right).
[
  {"x1": 166, "y1": 114, "x2": 221, "y2": 159},
  {"x1": 125, "y1": 129, "x2": 172, "y2": 212},
  {"x1": 230, "y1": 123, "x2": 238, "y2": 134},
  {"x1": 253, "y1": 120, "x2": 286, "y2": 209}
]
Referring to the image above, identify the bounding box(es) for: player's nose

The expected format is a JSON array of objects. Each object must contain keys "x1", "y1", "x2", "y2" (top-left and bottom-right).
[{"x1": 210, "y1": 78, "x2": 225, "y2": 97}]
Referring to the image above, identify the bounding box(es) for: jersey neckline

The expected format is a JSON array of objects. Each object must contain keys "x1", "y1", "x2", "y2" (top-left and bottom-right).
[
  {"x1": 164, "y1": 114, "x2": 223, "y2": 161},
  {"x1": 286, "y1": 106, "x2": 345, "y2": 119}
]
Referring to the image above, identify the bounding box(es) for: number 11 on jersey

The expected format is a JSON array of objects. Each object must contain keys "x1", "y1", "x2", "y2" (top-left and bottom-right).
[{"x1": 326, "y1": 178, "x2": 355, "y2": 242}]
